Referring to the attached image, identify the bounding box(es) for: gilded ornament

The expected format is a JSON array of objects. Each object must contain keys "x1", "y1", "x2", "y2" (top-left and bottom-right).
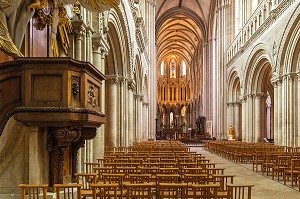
[{"x1": 0, "y1": 18, "x2": 23, "y2": 57}]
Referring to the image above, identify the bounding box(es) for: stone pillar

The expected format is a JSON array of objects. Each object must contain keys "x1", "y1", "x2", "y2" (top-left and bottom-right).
[
  {"x1": 29, "y1": 127, "x2": 48, "y2": 184},
  {"x1": 226, "y1": 103, "x2": 233, "y2": 139},
  {"x1": 282, "y1": 76, "x2": 287, "y2": 146},
  {"x1": 133, "y1": 94, "x2": 138, "y2": 143},
  {"x1": 246, "y1": 95, "x2": 252, "y2": 142},
  {"x1": 128, "y1": 80, "x2": 135, "y2": 146},
  {"x1": 234, "y1": 102, "x2": 241, "y2": 140},
  {"x1": 254, "y1": 93, "x2": 263, "y2": 142},
  {"x1": 277, "y1": 79, "x2": 283, "y2": 145},
  {"x1": 139, "y1": 95, "x2": 144, "y2": 141},
  {"x1": 241, "y1": 97, "x2": 247, "y2": 142},
  {"x1": 143, "y1": 102, "x2": 149, "y2": 140},
  {"x1": 92, "y1": 35, "x2": 108, "y2": 160},
  {"x1": 119, "y1": 77, "x2": 127, "y2": 146},
  {"x1": 297, "y1": 73, "x2": 300, "y2": 146},
  {"x1": 86, "y1": 27, "x2": 93, "y2": 63},
  {"x1": 105, "y1": 75, "x2": 119, "y2": 147},
  {"x1": 72, "y1": 20, "x2": 86, "y2": 61},
  {"x1": 272, "y1": 80, "x2": 279, "y2": 145},
  {"x1": 288, "y1": 75, "x2": 294, "y2": 146}
]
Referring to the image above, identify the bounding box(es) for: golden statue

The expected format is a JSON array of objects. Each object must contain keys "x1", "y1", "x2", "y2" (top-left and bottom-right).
[{"x1": 228, "y1": 125, "x2": 235, "y2": 140}]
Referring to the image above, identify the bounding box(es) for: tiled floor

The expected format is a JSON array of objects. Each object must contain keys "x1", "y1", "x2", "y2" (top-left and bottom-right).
[{"x1": 190, "y1": 147, "x2": 300, "y2": 199}]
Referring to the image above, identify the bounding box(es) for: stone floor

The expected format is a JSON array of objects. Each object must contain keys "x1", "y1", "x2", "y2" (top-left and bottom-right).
[{"x1": 190, "y1": 147, "x2": 300, "y2": 199}]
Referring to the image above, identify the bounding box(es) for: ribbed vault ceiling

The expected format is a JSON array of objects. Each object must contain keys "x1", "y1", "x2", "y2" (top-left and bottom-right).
[{"x1": 156, "y1": 0, "x2": 213, "y2": 65}]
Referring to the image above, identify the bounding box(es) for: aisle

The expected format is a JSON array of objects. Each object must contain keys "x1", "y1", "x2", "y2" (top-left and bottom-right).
[{"x1": 190, "y1": 147, "x2": 300, "y2": 199}]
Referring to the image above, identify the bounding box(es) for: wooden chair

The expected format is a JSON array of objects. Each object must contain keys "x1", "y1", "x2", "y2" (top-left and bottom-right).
[
  {"x1": 283, "y1": 159, "x2": 300, "y2": 187},
  {"x1": 252, "y1": 151, "x2": 266, "y2": 172},
  {"x1": 183, "y1": 174, "x2": 208, "y2": 185},
  {"x1": 53, "y1": 184, "x2": 82, "y2": 199},
  {"x1": 85, "y1": 162, "x2": 101, "y2": 173},
  {"x1": 124, "y1": 182, "x2": 155, "y2": 199},
  {"x1": 156, "y1": 174, "x2": 181, "y2": 184},
  {"x1": 102, "y1": 173, "x2": 127, "y2": 198},
  {"x1": 91, "y1": 183, "x2": 118, "y2": 199},
  {"x1": 226, "y1": 184, "x2": 254, "y2": 199},
  {"x1": 262, "y1": 153, "x2": 278, "y2": 176},
  {"x1": 128, "y1": 174, "x2": 151, "y2": 183},
  {"x1": 93, "y1": 167, "x2": 113, "y2": 182},
  {"x1": 212, "y1": 174, "x2": 235, "y2": 198},
  {"x1": 138, "y1": 166, "x2": 159, "y2": 182},
  {"x1": 159, "y1": 167, "x2": 179, "y2": 174},
  {"x1": 188, "y1": 184, "x2": 219, "y2": 199},
  {"x1": 74, "y1": 173, "x2": 97, "y2": 198},
  {"x1": 19, "y1": 184, "x2": 48, "y2": 199},
  {"x1": 272, "y1": 155, "x2": 291, "y2": 181},
  {"x1": 158, "y1": 182, "x2": 187, "y2": 199},
  {"x1": 115, "y1": 167, "x2": 136, "y2": 182}
]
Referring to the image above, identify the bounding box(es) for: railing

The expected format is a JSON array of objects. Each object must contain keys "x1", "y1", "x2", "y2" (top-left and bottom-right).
[{"x1": 226, "y1": 0, "x2": 295, "y2": 64}]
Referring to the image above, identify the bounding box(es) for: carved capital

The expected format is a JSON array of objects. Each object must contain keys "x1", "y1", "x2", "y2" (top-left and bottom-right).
[
  {"x1": 254, "y1": 92, "x2": 264, "y2": 98},
  {"x1": 72, "y1": 20, "x2": 87, "y2": 37},
  {"x1": 92, "y1": 34, "x2": 109, "y2": 55},
  {"x1": 106, "y1": 75, "x2": 119, "y2": 84},
  {"x1": 287, "y1": 73, "x2": 296, "y2": 82},
  {"x1": 119, "y1": 76, "x2": 128, "y2": 85},
  {"x1": 143, "y1": 102, "x2": 149, "y2": 107},
  {"x1": 297, "y1": 71, "x2": 300, "y2": 81}
]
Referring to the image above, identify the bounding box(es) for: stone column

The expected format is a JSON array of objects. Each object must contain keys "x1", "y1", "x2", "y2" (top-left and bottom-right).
[
  {"x1": 234, "y1": 102, "x2": 241, "y2": 140},
  {"x1": 133, "y1": 94, "x2": 138, "y2": 143},
  {"x1": 297, "y1": 73, "x2": 300, "y2": 146},
  {"x1": 282, "y1": 76, "x2": 287, "y2": 146},
  {"x1": 272, "y1": 80, "x2": 279, "y2": 145},
  {"x1": 288, "y1": 75, "x2": 294, "y2": 146},
  {"x1": 28, "y1": 127, "x2": 48, "y2": 184},
  {"x1": 277, "y1": 79, "x2": 283, "y2": 145},
  {"x1": 72, "y1": 20, "x2": 86, "y2": 61},
  {"x1": 226, "y1": 103, "x2": 231, "y2": 139},
  {"x1": 119, "y1": 77, "x2": 127, "y2": 146},
  {"x1": 128, "y1": 80, "x2": 135, "y2": 146},
  {"x1": 139, "y1": 95, "x2": 144, "y2": 141},
  {"x1": 86, "y1": 27, "x2": 93, "y2": 63},
  {"x1": 105, "y1": 75, "x2": 119, "y2": 147},
  {"x1": 143, "y1": 102, "x2": 149, "y2": 140},
  {"x1": 254, "y1": 93, "x2": 263, "y2": 142},
  {"x1": 92, "y1": 35, "x2": 108, "y2": 160},
  {"x1": 247, "y1": 94, "x2": 253, "y2": 142},
  {"x1": 241, "y1": 97, "x2": 247, "y2": 142}
]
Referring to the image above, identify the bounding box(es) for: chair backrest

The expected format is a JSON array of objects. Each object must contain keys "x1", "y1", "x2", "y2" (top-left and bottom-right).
[
  {"x1": 93, "y1": 166, "x2": 113, "y2": 182},
  {"x1": 91, "y1": 183, "x2": 118, "y2": 199},
  {"x1": 74, "y1": 173, "x2": 97, "y2": 190},
  {"x1": 125, "y1": 183, "x2": 155, "y2": 199},
  {"x1": 84, "y1": 162, "x2": 101, "y2": 173},
  {"x1": 158, "y1": 183, "x2": 187, "y2": 199},
  {"x1": 212, "y1": 174, "x2": 235, "y2": 190},
  {"x1": 53, "y1": 184, "x2": 82, "y2": 199},
  {"x1": 128, "y1": 174, "x2": 151, "y2": 183},
  {"x1": 226, "y1": 183, "x2": 254, "y2": 199},
  {"x1": 19, "y1": 184, "x2": 48, "y2": 199},
  {"x1": 156, "y1": 174, "x2": 181, "y2": 183},
  {"x1": 102, "y1": 173, "x2": 125, "y2": 187},
  {"x1": 183, "y1": 174, "x2": 208, "y2": 185}
]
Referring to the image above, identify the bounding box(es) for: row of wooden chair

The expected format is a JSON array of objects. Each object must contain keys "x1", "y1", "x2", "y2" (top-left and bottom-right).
[
  {"x1": 208, "y1": 141, "x2": 300, "y2": 191},
  {"x1": 19, "y1": 180, "x2": 253, "y2": 199}
]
